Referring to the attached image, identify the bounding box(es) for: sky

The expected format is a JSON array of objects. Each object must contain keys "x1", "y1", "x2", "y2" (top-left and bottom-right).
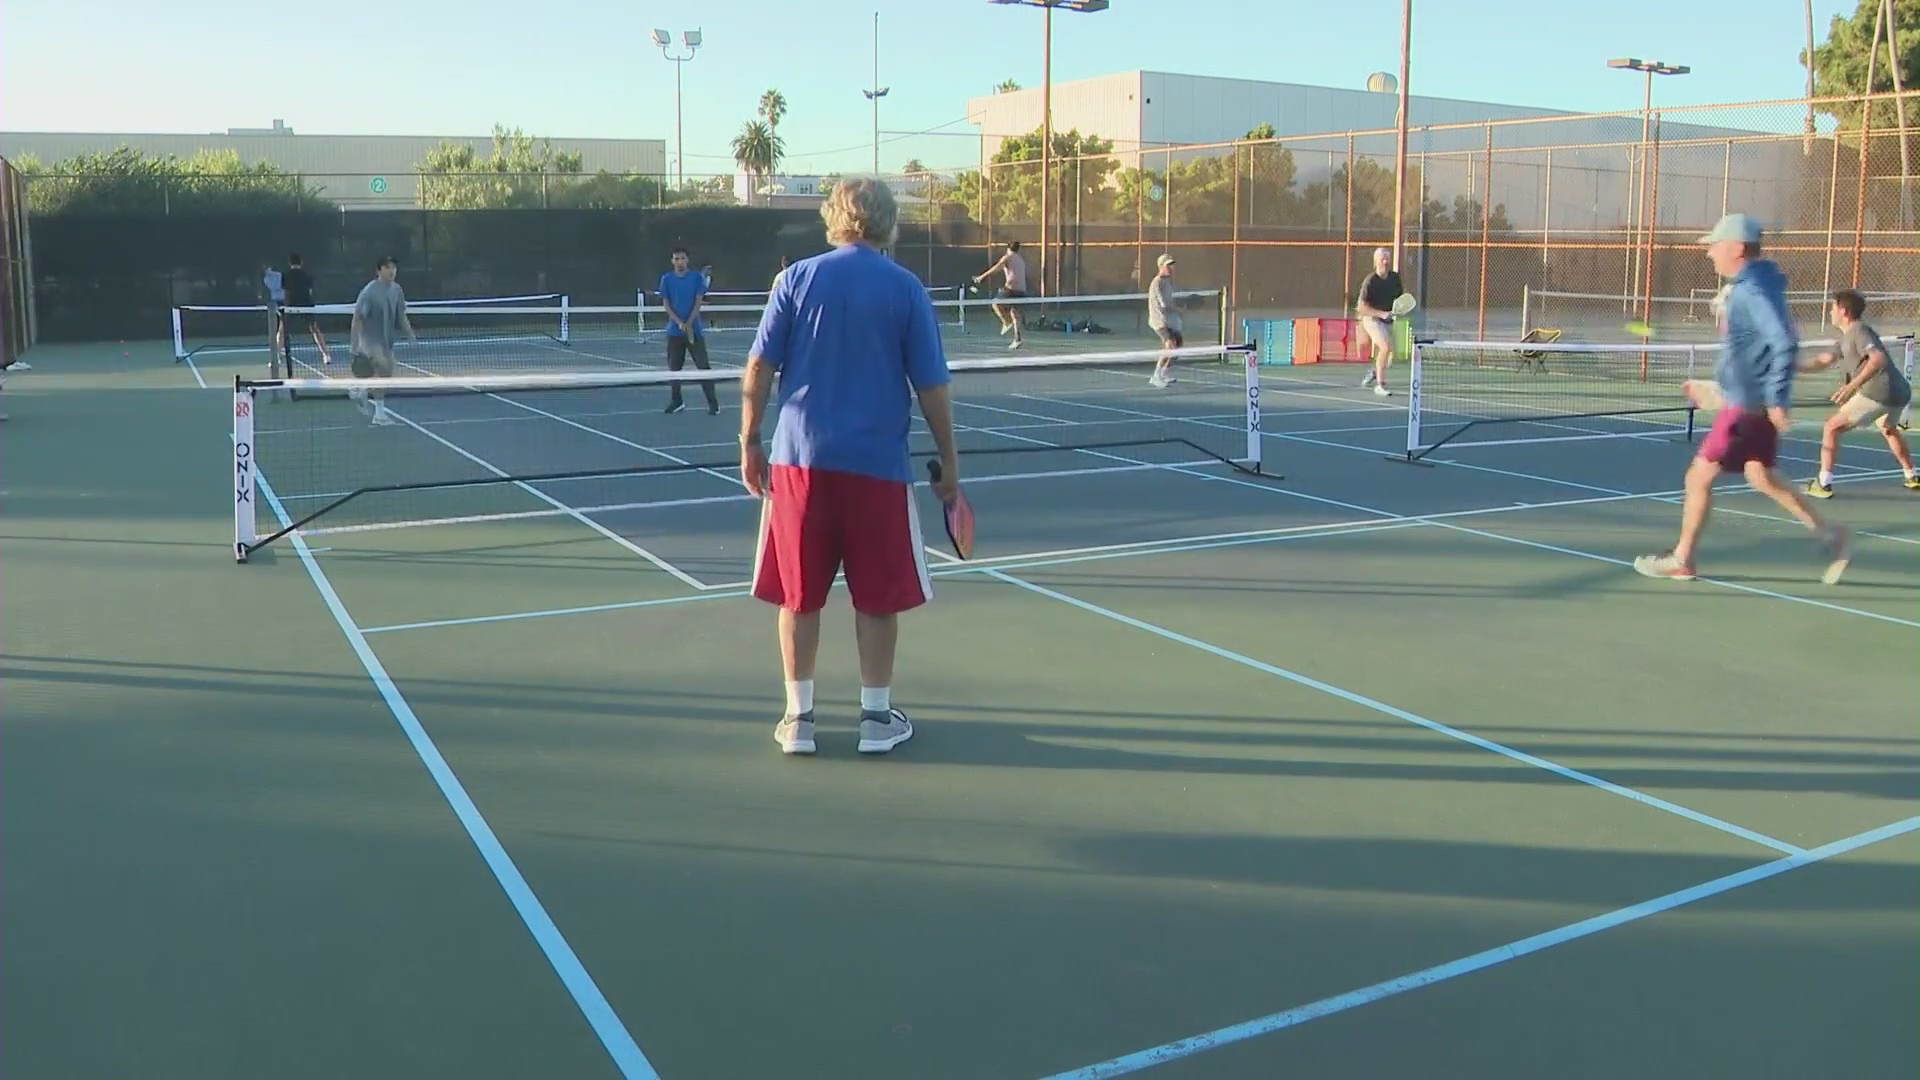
[{"x1": 0, "y1": 0, "x2": 1863, "y2": 177}]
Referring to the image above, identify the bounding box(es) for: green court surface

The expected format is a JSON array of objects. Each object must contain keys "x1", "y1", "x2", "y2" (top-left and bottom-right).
[{"x1": 3, "y1": 339, "x2": 1915, "y2": 1080}]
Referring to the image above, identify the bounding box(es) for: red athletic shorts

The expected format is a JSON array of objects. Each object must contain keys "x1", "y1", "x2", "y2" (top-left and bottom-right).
[
  {"x1": 1697, "y1": 408, "x2": 1779, "y2": 472},
  {"x1": 752, "y1": 464, "x2": 933, "y2": 615}
]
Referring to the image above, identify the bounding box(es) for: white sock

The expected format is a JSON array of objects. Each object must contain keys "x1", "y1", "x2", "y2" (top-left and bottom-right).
[
  {"x1": 785, "y1": 679, "x2": 814, "y2": 717},
  {"x1": 860, "y1": 686, "x2": 891, "y2": 714},
  {"x1": 1906, "y1": 467, "x2": 1917, "y2": 479},
  {"x1": 1818, "y1": 470, "x2": 1833, "y2": 486}
]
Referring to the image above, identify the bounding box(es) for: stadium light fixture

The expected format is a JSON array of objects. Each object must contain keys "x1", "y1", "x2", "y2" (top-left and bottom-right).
[
  {"x1": 656, "y1": 30, "x2": 704, "y2": 190},
  {"x1": 985, "y1": 0, "x2": 1110, "y2": 296},
  {"x1": 1609, "y1": 57, "x2": 1688, "y2": 330}
]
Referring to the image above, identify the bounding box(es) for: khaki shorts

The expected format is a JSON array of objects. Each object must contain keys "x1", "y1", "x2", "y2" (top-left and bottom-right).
[
  {"x1": 350, "y1": 350, "x2": 396, "y2": 378},
  {"x1": 1358, "y1": 315, "x2": 1392, "y2": 350},
  {"x1": 1836, "y1": 393, "x2": 1904, "y2": 428}
]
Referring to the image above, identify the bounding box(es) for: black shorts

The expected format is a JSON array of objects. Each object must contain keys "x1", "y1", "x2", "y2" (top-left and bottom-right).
[
  {"x1": 1156, "y1": 327, "x2": 1184, "y2": 348},
  {"x1": 996, "y1": 288, "x2": 1027, "y2": 301},
  {"x1": 286, "y1": 311, "x2": 316, "y2": 334}
]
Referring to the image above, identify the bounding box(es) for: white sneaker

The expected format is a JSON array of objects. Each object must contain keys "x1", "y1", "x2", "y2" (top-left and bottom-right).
[
  {"x1": 1361, "y1": 371, "x2": 1377, "y2": 388},
  {"x1": 774, "y1": 714, "x2": 816, "y2": 755},
  {"x1": 999, "y1": 321, "x2": 1013, "y2": 337},
  {"x1": 857, "y1": 708, "x2": 914, "y2": 754},
  {"x1": 370, "y1": 403, "x2": 398, "y2": 426},
  {"x1": 1147, "y1": 374, "x2": 1168, "y2": 388},
  {"x1": 1373, "y1": 384, "x2": 1392, "y2": 398},
  {"x1": 1008, "y1": 339, "x2": 1023, "y2": 351}
]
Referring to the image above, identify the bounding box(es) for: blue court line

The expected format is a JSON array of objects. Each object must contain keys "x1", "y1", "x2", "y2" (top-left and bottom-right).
[
  {"x1": 984, "y1": 569, "x2": 1804, "y2": 856},
  {"x1": 1034, "y1": 815, "x2": 1920, "y2": 1079},
  {"x1": 255, "y1": 471, "x2": 659, "y2": 1079}
]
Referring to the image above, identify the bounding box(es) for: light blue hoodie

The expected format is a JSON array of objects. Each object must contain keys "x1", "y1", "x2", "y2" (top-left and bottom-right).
[{"x1": 1715, "y1": 259, "x2": 1797, "y2": 411}]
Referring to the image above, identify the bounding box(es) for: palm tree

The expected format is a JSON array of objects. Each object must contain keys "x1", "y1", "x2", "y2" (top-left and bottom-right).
[
  {"x1": 758, "y1": 90, "x2": 788, "y2": 137},
  {"x1": 731, "y1": 120, "x2": 782, "y2": 206},
  {"x1": 995, "y1": 79, "x2": 1021, "y2": 94}
]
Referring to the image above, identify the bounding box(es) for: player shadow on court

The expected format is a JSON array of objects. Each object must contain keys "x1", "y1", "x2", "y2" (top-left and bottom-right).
[
  {"x1": 1052, "y1": 832, "x2": 1917, "y2": 910},
  {"x1": 886, "y1": 719, "x2": 1920, "y2": 802}
]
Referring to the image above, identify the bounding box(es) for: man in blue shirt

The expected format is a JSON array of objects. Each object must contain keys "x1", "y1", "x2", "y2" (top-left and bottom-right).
[
  {"x1": 739, "y1": 178, "x2": 960, "y2": 757},
  {"x1": 1635, "y1": 213, "x2": 1850, "y2": 584},
  {"x1": 658, "y1": 246, "x2": 719, "y2": 415}
]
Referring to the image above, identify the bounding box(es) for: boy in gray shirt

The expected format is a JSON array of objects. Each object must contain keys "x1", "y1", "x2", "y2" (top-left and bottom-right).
[
  {"x1": 1801, "y1": 288, "x2": 1918, "y2": 497},
  {"x1": 348, "y1": 256, "x2": 415, "y2": 427}
]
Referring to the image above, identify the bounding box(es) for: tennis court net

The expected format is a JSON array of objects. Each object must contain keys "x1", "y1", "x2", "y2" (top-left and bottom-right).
[
  {"x1": 1521, "y1": 288, "x2": 1920, "y2": 343},
  {"x1": 232, "y1": 341, "x2": 1263, "y2": 561},
  {"x1": 194, "y1": 288, "x2": 1226, "y2": 378},
  {"x1": 175, "y1": 293, "x2": 569, "y2": 361},
  {"x1": 1398, "y1": 334, "x2": 1918, "y2": 462}
]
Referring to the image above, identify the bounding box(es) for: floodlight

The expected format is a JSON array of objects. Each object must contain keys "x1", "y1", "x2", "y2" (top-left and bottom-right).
[
  {"x1": 651, "y1": 29, "x2": 670, "y2": 47},
  {"x1": 683, "y1": 29, "x2": 702, "y2": 48}
]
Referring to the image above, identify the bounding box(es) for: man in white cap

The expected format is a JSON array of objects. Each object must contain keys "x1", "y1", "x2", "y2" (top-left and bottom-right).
[
  {"x1": 1634, "y1": 213, "x2": 1850, "y2": 584},
  {"x1": 1147, "y1": 253, "x2": 1181, "y2": 388},
  {"x1": 1354, "y1": 246, "x2": 1403, "y2": 397}
]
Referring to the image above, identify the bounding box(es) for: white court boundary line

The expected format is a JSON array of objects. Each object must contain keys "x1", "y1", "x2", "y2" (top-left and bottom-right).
[
  {"x1": 985, "y1": 569, "x2": 1803, "y2": 855},
  {"x1": 1034, "y1": 816, "x2": 1919, "y2": 1079},
  {"x1": 358, "y1": 469, "x2": 1910, "y2": 634},
  {"x1": 1004, "y1": 389, "x2": 1917, "y2": 629},
  {"x1": 287, "y1": 357, "x2": 714, "y2": 590},
  {"x1": 252, "y1": 466, "x2": 658, "y2": 1079}
]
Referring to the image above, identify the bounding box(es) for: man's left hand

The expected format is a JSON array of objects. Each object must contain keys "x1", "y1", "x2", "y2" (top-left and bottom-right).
[
  {"x1": 1830, "y1": 386, "x2": 1855, "y2": 405},
  {"x1": 740, "y1": 439, "x2": 770, "y2": 497}
]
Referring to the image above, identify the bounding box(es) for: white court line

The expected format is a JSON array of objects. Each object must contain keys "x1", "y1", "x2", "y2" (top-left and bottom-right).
[
  {"x1": 183, "y1": 355, "x2": 207, "y2": 389},
  {"x1": 1037, "y1": 816, "x2": 1920, "y2": 1079},
  {"x1": 986, "y1": 568, "x2": 1803, "y2": 854},
  {"x1": 357, "y1": 519, "x2": 1437, "y2": 635},
  {"x1": 252, "y1": 467, "x2": 659, "y2": 1079},
  {"x1": 293, "y1": 358, "x2": 708, "y2": 590},
  {"x1": 1008, "y1": 389, "x2": 1917, "y2": 627}
]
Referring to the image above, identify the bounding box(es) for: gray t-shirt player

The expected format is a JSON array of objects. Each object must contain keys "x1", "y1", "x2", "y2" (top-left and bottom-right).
[
  {"x1": 1839, "y1": 322, "x2": 1911, "y2": 406},
  {"x1": 352, "y1": 279, "x2": 408, "y2": 358},
  {"x1": 1148, "y1": 277, "x2": 1181, "y2": 332}
]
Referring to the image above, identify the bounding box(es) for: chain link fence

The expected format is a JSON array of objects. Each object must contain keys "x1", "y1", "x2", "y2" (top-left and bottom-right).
[
  {"x1": 1, "y1": 157, "x2": 34, "y2": 364},
  {"x1": 952, "y1": 92, "x2": 1919, "y2": 342}
]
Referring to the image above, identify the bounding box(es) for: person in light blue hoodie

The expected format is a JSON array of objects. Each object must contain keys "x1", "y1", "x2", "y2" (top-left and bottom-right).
[{"x1": 1634, "y1": 213, "x2": 1850, "y2": 585}]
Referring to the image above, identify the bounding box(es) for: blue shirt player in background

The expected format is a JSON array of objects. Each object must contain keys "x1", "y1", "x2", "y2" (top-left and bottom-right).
[
  {"x1": 739, "y1": 178, "x2": 960, "y2": 758},
  {"x1": 658, "y1": 246, "x2": 719, "y2": 415}
]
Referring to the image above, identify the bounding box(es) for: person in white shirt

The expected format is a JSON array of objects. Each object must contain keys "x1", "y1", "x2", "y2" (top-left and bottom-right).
[{"x1": 1147, "y1": 254, "x2": 1182, "y2": 388}]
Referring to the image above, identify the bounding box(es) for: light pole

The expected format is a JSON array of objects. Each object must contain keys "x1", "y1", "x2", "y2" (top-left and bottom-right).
[
  {"x1": 1608, "y1": 58, "x2": 1688, "y2": 310},
  {"x1": 653, "y1": 28, "x2": 702, "y2": 191},
  {"x1": 1390, "y1": 0, "x2": 1412, "y2": 274},
  {"x1": 862, "y1": 12, "x2": 889, "y2": 175},
  {"x1": 988, "y1": 0, "x2": 1108, "y2": 297}
]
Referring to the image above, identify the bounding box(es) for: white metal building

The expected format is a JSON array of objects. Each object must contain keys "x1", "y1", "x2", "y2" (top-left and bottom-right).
[
  {"x1": 966, "y1": 72, "x2": 1804, "y2": 233},
  {"x1": 0, "y1": 121, "x2": 667, "y2": 210}
]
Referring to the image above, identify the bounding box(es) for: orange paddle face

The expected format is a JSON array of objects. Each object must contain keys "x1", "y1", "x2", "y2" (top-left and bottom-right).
[{"x1": 926, "y1": 460, "x2": 973, "y2": 561}]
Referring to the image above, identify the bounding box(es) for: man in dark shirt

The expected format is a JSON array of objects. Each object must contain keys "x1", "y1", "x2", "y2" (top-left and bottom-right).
[
  {"x1": 281, "y1": 253, "x2": 332, "y2": 368},
  {"x1": 1355, "y1": 246, "x2": 1404, "y2": 397}
]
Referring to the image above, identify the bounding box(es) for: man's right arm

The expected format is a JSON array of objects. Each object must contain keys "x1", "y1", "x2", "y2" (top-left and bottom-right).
[
  {"x1": 903, "y1": 293, "x2": 957, "y2": 478},
  {"x1": 975, "y1": 253, "x2": 1006, "y2": 283}
]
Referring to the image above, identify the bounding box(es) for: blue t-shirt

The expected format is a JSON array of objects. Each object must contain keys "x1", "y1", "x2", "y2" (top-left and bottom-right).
[
  {"x1": 657, "y1": 270, "x2": 706, "y2": 338},
  {"x1": 748, "y1": 245, "x2": 952, "y2": 485}
]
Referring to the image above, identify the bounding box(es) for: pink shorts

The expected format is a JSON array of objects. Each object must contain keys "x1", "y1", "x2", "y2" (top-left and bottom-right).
[
  {"x1": 1698, "y1": 408, "x2": 1779, "y2": 472},
  {"x1": 752, "y1": 465, "x2": 933, "y2": 615}
]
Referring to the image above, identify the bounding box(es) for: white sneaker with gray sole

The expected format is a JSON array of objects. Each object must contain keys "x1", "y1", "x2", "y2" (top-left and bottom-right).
[
  {"x1": 774, "y1": 713, "x2": 816, "y2": 755},
  {"x1": 857, "y1": 708, "x2": 913, "y2": 754}
]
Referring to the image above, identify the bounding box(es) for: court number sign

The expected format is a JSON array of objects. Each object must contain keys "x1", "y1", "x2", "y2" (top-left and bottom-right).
[{"x1": 369, "y1": 176, "x2": 389, "y2": 194}]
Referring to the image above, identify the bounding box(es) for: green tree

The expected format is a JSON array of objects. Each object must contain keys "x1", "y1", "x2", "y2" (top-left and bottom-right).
[
  {"x1": 758, "y1": 90, "x2": 789, "y2": 137},
  {"x1": 995, "y1": 79, "x2": 1021, "y2": 93},
  {"x1": 900, "y1": 158, "x2": 947, "y2": 222},
  {"x1": 1112, "y1": 126, "x2": 1305, "y2": 226},
  {"x1": 944, "y1": 126, "x2": 1119, "y2": 226},
  {"x1": 16, "y1": 146, "x2": 331, "y2": 216},
  {"x1": 731, "y1": 120, "x2": 783, "y2": 206},
  {"x1": 414, "y1": 125, "x2": 584, "y2": 209},
  {"x1": 1805, "y1": 0, "x2": 1918, "y2": 131}
]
